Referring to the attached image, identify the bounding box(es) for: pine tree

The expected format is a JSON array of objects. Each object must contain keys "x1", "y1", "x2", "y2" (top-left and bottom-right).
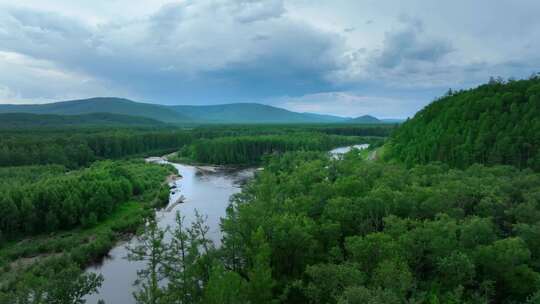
[{"x1": 127, "y1": 218, "x2": 168, "y2": 304}]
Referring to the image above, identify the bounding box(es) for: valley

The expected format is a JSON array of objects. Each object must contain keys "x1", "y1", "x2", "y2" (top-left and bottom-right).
[{"x1": 0, "y1": 3, "x2": 538, "y2": 299}]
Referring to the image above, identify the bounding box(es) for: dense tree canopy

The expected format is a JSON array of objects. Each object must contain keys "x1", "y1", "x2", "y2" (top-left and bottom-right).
[
  {"x1": 0, "y1": 125, "x2": 389, "y2": 168},
  {"x1": 180, "y1": 134, "x2": 370, "y2": 164},
  {"x1": 0, "y1": 129, "x2": 194, "y2": 168},
  {"x1": 217, "y1": 151, "x2": 540, "y2": 303},
  {"x1": 389, "y1": 77, "x2": 540, "y2": 171},
  {"x1": 0, "y1": 160, "x2": 173, "y2": 240}
]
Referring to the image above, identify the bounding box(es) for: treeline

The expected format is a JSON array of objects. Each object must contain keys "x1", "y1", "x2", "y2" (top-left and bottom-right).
[
  {"x1": 180, "y1": 134, "x2": 364, "y2": 164},
  {"x1": 0, "y1": 129, "x2": 194, "y2": 168},
  {"x1": 0, "y1": 112, "x2": 164, "y2": 129},
  {"x1": 191, "y1": 124, "x2": 395, "y2": 138},
  {"x1": 89, "y1": 151, "x2": 540, "y2": 303},
  {"x1": 215, "y1": 151, "x2": 540, "y2": 303},
  {"x1": 389, "y1": 77, "x2": 540, "y2": 170},
  {"x1": 314, "y1": 125, "x2": 396, "y2": 137},
  {"x1": 0, "y1": 125, "x2": 391, "y2": 168},
  {"x1": 0, "y1": 160, "x2": 173, "y2": 240}
]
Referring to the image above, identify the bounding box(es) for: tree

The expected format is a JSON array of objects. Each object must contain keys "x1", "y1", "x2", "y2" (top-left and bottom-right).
[
  {"x1": 127, "y1": 218, "x2": 168, "y2": 304},
  {"x1": 203, "y1": 264, "x2": 247, "y2": 304},
  {"x1": 162, "y1": 210, "x2": 215, "y2": 304},
  {"x1": 371, "y1": 259, "x2": 413, "y2": 298},
  {"x1": 7, "y1": 259, "x2": 103, "y2": 304},
  {"x1": 337, "y1": 286, "x2": 400, "y2": 304},
  {"x1": 245, "y1": 227, "x2": 275, "y2": 304},
  {"x1": 304, "y1": 263, "x2": 365, "y2": 304}
]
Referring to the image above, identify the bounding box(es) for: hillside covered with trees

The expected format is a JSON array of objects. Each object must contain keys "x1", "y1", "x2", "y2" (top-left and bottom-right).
[
  {"x1": 0, "y1": 113, "x2": 165, "y2": 128},
  {"x1": 216, "y1": 151, "x2": 540, "y2": 303},
  {"x1": 0, "y1": 98, "x2": 390, "y2": 124},
  {"x1": 389, "y1": 77, "x2": 540, "y2": 170}
]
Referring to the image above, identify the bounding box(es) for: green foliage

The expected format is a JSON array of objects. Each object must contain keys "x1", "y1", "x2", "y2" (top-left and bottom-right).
[
  {"x1": 0, "y1": 124, "x2": 389, "y2": 168},
  {"x1": 181, "y1": 133, "x2": 364, "y2": 164},
  {"x1": 127, "y1": 218, "x2": 168, "y2": 304},
  {"x1": 0, "y1": 128, "x2": 194, "y2": 168},
  {"x1": 218, "y1": 151, "x2": 540, "y2": 303},
  {"x1": 304, "y1": 263, "x2": 365, "y2": 304},
  {"x1": 0, "y1": 159, "x2": 173, "y2": 302},
  {"x1": 204, "y1": 265, "x2": 247, "y2": 304},
  {"x1": 0, "y1": 258, "x2": 103, "y2": 304},
  {"x1": 0, "y1": 112, "x2": 164, "y2": 129},
  {"x1": 0, "y1": 160, "x2": 173, "y2": 240},
  {"x1": 389, "y1": 77, "x2": 540, "y2": 171},
  {"x1": 245, "y1": 228, "x2": 275, "y2": 304},
  {"x1": 0, "y1": 97, "x2": 192, "y2": 123},
  {"x1": 126, "y1": 211, "x2": 218, "y2": 304}
]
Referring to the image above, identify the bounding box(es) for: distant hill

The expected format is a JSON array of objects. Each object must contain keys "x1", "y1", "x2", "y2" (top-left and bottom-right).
[
  {"x1": 0, "y1": 98, "x2": 375, "y2": 124},
  {"x1": 0, "y1": 97, "x2": 191, "y2": 123},
  {"x1": 389, "y1": 77, "x2": 540, "y2": 170},
  {"x1": 0, "y1": 113, "x2": 164, "y2": 128},
  {"x1": 380, "y1": 118, "x2": 405, "y2": 124},
  {"x1": 299, "y1": 112, "x2": 349, "y2": 123},
  {"x1": 347, "y1": 115, "x2": 381, "y2": 124},
  {"x1": 170, "y1": 103, "x2": 347, "y2": 124}
]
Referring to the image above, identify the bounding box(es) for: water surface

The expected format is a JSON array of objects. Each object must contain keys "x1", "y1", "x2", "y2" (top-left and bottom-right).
[
  {"x1": 85, "y1": 144, "x2": 367, "y2": 303},
  {"x1": 329, "y1": 144, "x2": 369, "y2": 158},
  {"x1": 85, "y1": 161, "x2": 255, "y2": 304}
]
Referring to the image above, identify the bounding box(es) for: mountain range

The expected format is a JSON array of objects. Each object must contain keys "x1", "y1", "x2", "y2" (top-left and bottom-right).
[
  {"x1": 0, "y1": 112, "x2": 164, "y2": 128},
  {"x1": 0, "y1": 97, "x2": 399, "y2": 125}
]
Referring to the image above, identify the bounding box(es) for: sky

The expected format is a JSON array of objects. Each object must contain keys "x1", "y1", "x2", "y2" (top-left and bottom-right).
[{"x1": 0, "y1": 0, "x2": 539, "y2": 118}]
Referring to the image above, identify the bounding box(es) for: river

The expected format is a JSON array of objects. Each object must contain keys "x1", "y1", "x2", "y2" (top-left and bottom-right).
[
  {"x1": 85, "y1": 161, "x2": 256, "y2": 304},
  {"x1": 85, "y1": 144, "x2": 367, "y2": 303},
  {"x1": 329, "y1": 144, "x2": 369, "y2": 157}
]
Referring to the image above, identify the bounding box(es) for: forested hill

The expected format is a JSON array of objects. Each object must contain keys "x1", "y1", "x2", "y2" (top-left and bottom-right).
[
  {"x1": 389, "y1": 77, "x2": 540, "y2": 170},
  {"x1": 0, "y1": 113, "x2": 164, "y2": 128},
  {"x1": 0, "y1": 97, "x2": 192, "y2": 123},
  {"x1": 347, "y1": 115, "x2": 381, "y2": 124},
  {"x1": 0, "y1": 98, "x2": 385, "y2": 124},
  {"x1": 170, "y1": 103, "x2": 348, "y2": 123}
]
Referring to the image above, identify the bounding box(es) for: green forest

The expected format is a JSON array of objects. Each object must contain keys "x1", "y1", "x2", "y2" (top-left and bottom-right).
[
  {"x1": 389, "y1": 77, "x2": 540, "y2": 170},
  {"x1": 217, "y1": 152, "x2": 540, "y2": 303},
  {"x1": 1, "y1": 77, "x2": 539, "y2": 303},
  {"x1": 176, "y1": 134, "x2": 369, "y2": 164},
  {"x1": 0, "y1": 122, "x2": 388, "y2": 302},
  {"x1": 0, "y1": 129, "x2": 194, "y2": 168},
  {"x1": 0, "y1": 160, "x2": 174, "y2": 302},
  {"x1": 99, "y1": 78, "x2": 539, "y2": 304},
  {"x1": 0, "y1": 161, "x2": 174, "y2": 239}
]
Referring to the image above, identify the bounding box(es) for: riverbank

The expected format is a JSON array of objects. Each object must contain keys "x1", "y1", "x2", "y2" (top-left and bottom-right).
[
  {"x1": 166, "y1": 152, "x2": 261, "y2": 173},
  {"x1": 0, "y1": 160, "x2": 175, "y2": 293},
  {"x1": 84, "y1": 161, "x2": 258, "y2": 303}
]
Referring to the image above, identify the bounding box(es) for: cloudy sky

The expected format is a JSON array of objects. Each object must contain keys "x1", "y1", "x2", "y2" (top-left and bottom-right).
[{"x1": 0, "y1": 0, "x2": 539, "y2": 118}]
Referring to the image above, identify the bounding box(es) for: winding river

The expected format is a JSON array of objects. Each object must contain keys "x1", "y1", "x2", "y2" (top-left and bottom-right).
[
  {"x1": 85, "y1": 144, "x2": 367, "y2": 303},
  {"x1": 85, "y1": 161, "x2": 256, "y2": 303}
]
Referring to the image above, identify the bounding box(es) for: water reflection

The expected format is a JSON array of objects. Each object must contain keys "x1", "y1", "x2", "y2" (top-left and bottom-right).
[
  {"x1": 85, "y1": 161, "x2": 255, "y2": 304},
  {"x1": 329, "y1": 144, "x2": 369, "y2": 158}
]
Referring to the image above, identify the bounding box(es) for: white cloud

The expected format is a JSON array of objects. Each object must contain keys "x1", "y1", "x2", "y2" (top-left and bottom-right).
[{"x1": 0, "y1": 51, "x2": 124, "y2": 103}]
